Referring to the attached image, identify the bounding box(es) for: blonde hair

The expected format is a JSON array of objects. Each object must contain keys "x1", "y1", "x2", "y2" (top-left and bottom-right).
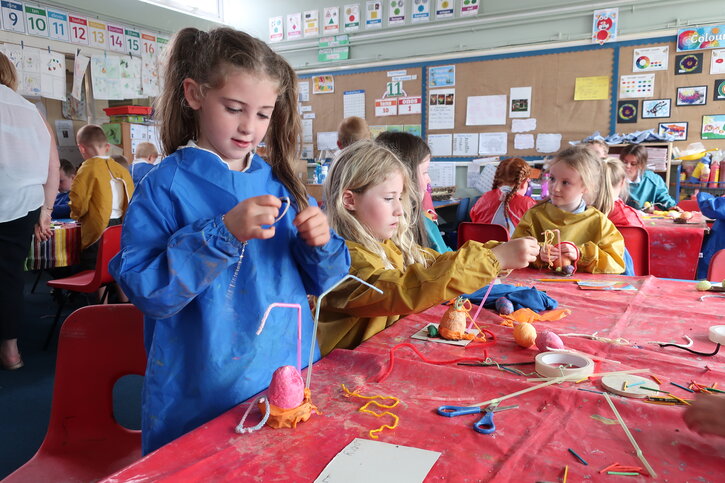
[
  {"x1": 156, "y1": 27, "x2": 308, "y2": 210},
  {"x1": 76, "y1": 124, "x2": 108, "y2": 149},
  {"x1": 135, "y1": 142, "x2": 158, "y2": 159},
  {"x1": 593, "y1": 157, "x2": 629, "y2": 215},
  {"x1": 584, "y1": 139, "x2": 609, "y2": 156},
  {"x1": 0, "y1": 52, "x2": 18, "y2": 90},
  {"x1": 324, "y1": 140, "x2": 432, "y2": 269},
  {"x1": 337, "y1": 116, "x2": 371, "y2": 148},
  {"x1": 548, "y1": 146, "x2": 602, "y2": 205}
]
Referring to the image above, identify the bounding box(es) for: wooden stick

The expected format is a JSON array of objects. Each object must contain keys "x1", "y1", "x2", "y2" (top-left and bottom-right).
[
  {"x1": 603, "y1": 393, "x2": 657, "y2": 479},
  {"x1": 526, "y1": 368, "x2": 649, "y2": 382},
  {"x1": 470, "y1": 376, "x2": 570, "y2": 407}
]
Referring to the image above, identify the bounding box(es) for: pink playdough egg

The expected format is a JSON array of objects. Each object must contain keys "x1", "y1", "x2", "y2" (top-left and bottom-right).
[
  {"x1": 267, "y1": 365, "x2": 304, "y2": 409},
  {"x1": 535, "y1": 330, "x2": 565, "y2": 351}
]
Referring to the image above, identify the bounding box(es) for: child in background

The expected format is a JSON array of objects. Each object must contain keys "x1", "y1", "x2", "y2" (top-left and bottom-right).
[
  {"x1": 111, "y1": 154, "x2": 130, "y2": 171},
  {"x1": 317, "y1": 141, "x2": 539, "y2": 355},
  {"x1": 70, "y1": 125, "x2": 134, "y2": 270},
  {"x1": 584, "y1": 139, "x2": 609, "y2": 158},
  {"x1": 109, "y1": 27, "x2": 350, "y2": 454},
  {"x1": 52, "y1": 159, "x2": 75, "y2": 219},
  {"x1": 375, "y1": 131, "x2": 450, "y2": 253},
  {"x1": 336, "y1": 116, "x2": 371, "y2": 149},
  {"x1": 592, "y1": 157, "x2": 644, "y2": 227},
  {"x1": 469, "y1": 157, "x2": 536, "y2": 235},
  {"x1": 695, "y1": 191, "x2": 725, "y2": 279},
  {"x1": 512, "y1": 146, "x2": 626, "y2": 273},
  {"x1": 620, "y1": 144, "x2": 678, "y2": 211},
  {"x1": 131, "y1": 142, "x2": 159, "y2": 185}
]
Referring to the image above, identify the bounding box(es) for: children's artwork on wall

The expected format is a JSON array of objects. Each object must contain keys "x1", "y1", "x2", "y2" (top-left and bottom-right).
[
  {"x1": 676, "y1": 86, "x2": 707, "y2": 106},
  {"x1": 658, "y1": 122, "x2": 688, "y2": 141},
  {"x1": 714, "y1": 79, "x2": 725, "y2": 101},
  {"x1": 619, "y1": 74, "x2": 654, "y2": 98},
  {"x1": 617, "y1": 100, "x2": 638, "y2": 123},
  {"x1": 641, "y1": 99, "x2": 671, "y2": 119},
  {"x1": 675, "y1": 53, "x2": 703, "y2": 75},
  {"x1": 711, "y1": 49, "x2": 725, "y2": 74},
  {"x1": 702, "y1": 115, "x2": 725, "y2": 140},
  {"x1": 592, "y1": 8, "x2": 618, "y2": 45},
  {"x1": 428, "y1": 65, "x2": 455, "y2": 87},
  {"x1": 632, "y1": 46, "x2": 669, "y2": 72},
  {"x1": 312, "y1": 75, "x2": 334, "y2": 94},
  {"x1": 102, "y1": 123, "x2": 122, "y2": 145},
  {"x1": 268, "y1": 16, "x2": 283, "y2": 43},
  {"x1": 287, "y1": 13, "x2": 302, "y2": 40}
]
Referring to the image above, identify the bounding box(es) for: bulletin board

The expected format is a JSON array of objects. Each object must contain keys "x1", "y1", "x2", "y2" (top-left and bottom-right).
[
  {"x1": 425, "y1": 48, "x2": 614, "y2": 157},
  {"x1": 617, "y1": 41, "x2": 725, "y2": 152},
  {"x1": 300, "y1": 67, "x2": 423, "y2": 155}
]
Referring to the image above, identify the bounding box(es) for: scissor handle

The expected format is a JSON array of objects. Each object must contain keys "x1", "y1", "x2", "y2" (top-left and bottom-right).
[
  {"x1": 437, "y1": 405, "x2": 482, "y2": 417},
  {"x1": 473, "y1": 411, "x2": 496, "y2": 434}
]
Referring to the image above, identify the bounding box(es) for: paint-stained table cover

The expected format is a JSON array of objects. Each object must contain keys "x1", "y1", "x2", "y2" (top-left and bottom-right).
[
  {"x1": 642, "y1": 212, "x2": 707, "y2": 280},
  {"x1": 102, "y1": 271, "x2": 724, "y2": 482}
]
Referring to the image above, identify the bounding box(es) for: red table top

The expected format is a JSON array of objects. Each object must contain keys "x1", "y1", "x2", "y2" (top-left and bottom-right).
[
  {"x1": 641, "y1": 213, "x2": 707, "y2": 280},
  {"x1": 104, "y1": 270, "x2": 725, "y2": 482}
]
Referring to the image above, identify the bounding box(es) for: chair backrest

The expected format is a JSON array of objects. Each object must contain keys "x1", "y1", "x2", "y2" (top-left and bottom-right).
[
  {"x1": 455, "y1": 197, "x2": 471, "y2": 224},
  {"x1": 617, "y1": 225, "x2": 650, "y2": 276},
  {"x1": 6, "y1": 304, "x2": 146, "y2": 482},
  {"x1": 677, "y1": 199, "x2": 699, "y2": 212},
  {"x1": 707, "y1": 249, "x2": 725, "y2": 281},
  {"x1": 458, "y1": 222, "x2": 510, "y2": 247},
  {"x1": 91, "y1": 224, "x2": 123, "y2": 288}
]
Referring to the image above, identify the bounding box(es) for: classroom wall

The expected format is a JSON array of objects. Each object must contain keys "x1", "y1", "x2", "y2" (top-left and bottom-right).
[{"x1": 235, "y1": 1, "x2": 725, "y2": 72}]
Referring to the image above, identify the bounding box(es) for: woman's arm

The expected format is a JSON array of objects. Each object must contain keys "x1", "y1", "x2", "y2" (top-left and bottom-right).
[{"x1": 36, "y1": 120, "x2": 60, "y2": 240}]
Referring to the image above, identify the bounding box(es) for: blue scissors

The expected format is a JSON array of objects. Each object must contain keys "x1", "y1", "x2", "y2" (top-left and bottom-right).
[{"x1": 437, "y1": 401, "x2": 518, "y2": 434}]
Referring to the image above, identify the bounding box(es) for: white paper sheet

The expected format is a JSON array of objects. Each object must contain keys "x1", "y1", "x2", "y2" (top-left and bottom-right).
[
  {"x1": 315, "y1": 438, "x2": 440, "y2": 483},
  {"x1": 619, "y1": 74, "x2": 655, "y2": 99},
  {"x1": 299, "y1": 81, "x2": 310, "y2": 102},
  {"x1": 302, "y1": 119, "x2": 313, "y2": 143},
  {"x1": 466, "y1": 95, "x2": 506, "y2": 126},
  {"x1": 427, "y1": 134, "x2": 452, "y2": 156},
  {"x1": 54, "y1": 120, "x2": 75, "y2": 147},
  {"x1": 511, "y1": 118, "x2": 536, "y2": 133},
  {"x1": 317, "y1": 131, "x2": 338, "y2": 151},
  {"x1": 429, "y1": 161, "x2": 456, "y2": 187},
  {"x1": 711, "y1": 49, "x2": 725, "y2": 75},
  {"x1": 72, "y1": 54, "x2": 89, "y2": 101},
  {"x1": 514, "y1": 134, "x2": 535, "y2": 150},
  {"x1": 452, "y1": 133, "x2": 479, "y2": 156},
  {"x1": 428, "y1": 88, "x2": 455, "y2": 130},
  {"x1": 478, "y1": 132, "x2": 508, "y2": 155},
  {"x1": 536, "y1": 133, "x2": 562, "y2": 153},
  {"x1": 509, "y1": 87, "x2": 532, "y2": 118},
  {"x1": 343, "y1": 89, "x2": 366, "y2": 119}
]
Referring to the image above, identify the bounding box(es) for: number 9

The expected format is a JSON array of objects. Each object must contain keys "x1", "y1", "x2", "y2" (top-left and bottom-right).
[{"x1": 9, "y1": 12, "x2": 18, "y2": 25}]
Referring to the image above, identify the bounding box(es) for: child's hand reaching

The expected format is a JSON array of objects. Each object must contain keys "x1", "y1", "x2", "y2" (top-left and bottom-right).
[
  {"x1": 491, "y1": 237, "x2": 540, "y2": 269},
  {"x1": 294, "y1": 206, "x2": 331, "y2": 246},
  {"x1": 684, "y1": 393, "x2": 725, "y2": 438},
  {"x1": 539, "y1": 245, "x2": 560, "y2": 265},
  {"x1": 224, "y1": 195, "x2": 282, "y2": 242}
]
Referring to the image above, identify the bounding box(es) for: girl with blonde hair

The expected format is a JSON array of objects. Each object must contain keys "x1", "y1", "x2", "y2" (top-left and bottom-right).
[
  {"x1": 318, "y1": 140, "x2": 539, "y2": 355},
  {"x1": 593, "y1": 157, "x2": 644, "y2": 227},
  {"x1": 512, "y1": 146, "x2": 626, "y2": 273}
]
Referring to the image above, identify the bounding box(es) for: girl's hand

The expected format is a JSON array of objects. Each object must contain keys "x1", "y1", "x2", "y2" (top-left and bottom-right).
[
  {"x1": 294, "y1": 206, "x2": 331, "y2": 247},
  {"x1": 558, "y1": 242, "x2": 578, "y2": 263},
  {"x1": 224, "y1": 195, "x2": 282, "y2": 242},
  {"x1": 539, "y1": 245, "x2": 559, "y2": 264},
  {"x1": 35, "y1": 210, "x2": 53, "y2": 241},
  {"x1": 684, "y1": 393, "x2": 725, "y2": 438},
  {"x1": 491, "y1": 237, "x2": 540, "y2": 269}
]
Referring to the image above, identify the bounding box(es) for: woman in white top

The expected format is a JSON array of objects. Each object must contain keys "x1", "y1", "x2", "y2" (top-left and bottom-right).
[{"x1": 0, "y1": 53, "x2": 59, "y2": 370}]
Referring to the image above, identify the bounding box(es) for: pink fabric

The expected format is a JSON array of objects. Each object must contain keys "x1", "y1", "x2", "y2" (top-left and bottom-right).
[
  {"x1": 469, "y1": 189, "x2": 536, "y2": 227},
  {"x1": 609, "y1": 199, "x2": 645, "y2": 227}
]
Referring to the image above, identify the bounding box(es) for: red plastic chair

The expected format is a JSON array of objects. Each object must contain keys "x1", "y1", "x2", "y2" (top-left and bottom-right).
[
  {"x1": 45, "y1": 224, "x2": 123, "y2": 349},
  {"x1": 617, "y1": 226, "x2": 650, "y2": 276},
  {"x1": 5, "y1": 304, "x2": 146, "y2": 482},
  {"x1": 707, "y1": 249, "x2": 725, "y2": 281},
  {"x1": 458, "y1": 222, "x2": 510, "y2": 247}
]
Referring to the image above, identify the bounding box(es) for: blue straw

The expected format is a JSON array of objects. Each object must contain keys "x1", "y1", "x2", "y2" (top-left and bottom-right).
[
  {"x1": 670, "y1": 382, "x2": 695, "y2": 393},
  {"x1": 577, "y1": 388, "x2": 604, "y2": 395},
  {"x1": 568, "y1": 448, "x2": 589, "y2": 465}
]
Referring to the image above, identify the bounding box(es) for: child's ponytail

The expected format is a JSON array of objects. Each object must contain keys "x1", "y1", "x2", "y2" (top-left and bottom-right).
[
  {"x1": 493, "y1": 158, "x2": 531, "y2": 225},
  {"x1": 592, "y1": 157, "x2": 627, "y2": 215}
]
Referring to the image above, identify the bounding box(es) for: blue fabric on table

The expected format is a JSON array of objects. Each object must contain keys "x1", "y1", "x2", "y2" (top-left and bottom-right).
[{"x1": 464, "y1": 283, "x2": 558, "y2": 312}]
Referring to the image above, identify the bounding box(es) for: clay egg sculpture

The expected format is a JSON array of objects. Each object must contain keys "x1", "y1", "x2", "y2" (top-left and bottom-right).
[
  {"x1": 513, "y1": 322, "x2": 537, "y2": 348},
  {"x1": 439, "y1": 297, "x2": 468, "y2": 334},
  {"x1": 495, "y1": 297, "x2": 514, "y2": 315},
  {"x1": 535, "y1": 330, "x2": 565, "y2": 351},
  {"x1": 267, "y1": 365, "x2": 304, "y2": 409}
]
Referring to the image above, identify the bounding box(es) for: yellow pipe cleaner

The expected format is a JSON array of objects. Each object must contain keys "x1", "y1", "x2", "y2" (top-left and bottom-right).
[{"x1": 341, "y1": 384, "x2": 400, "y2": 439}]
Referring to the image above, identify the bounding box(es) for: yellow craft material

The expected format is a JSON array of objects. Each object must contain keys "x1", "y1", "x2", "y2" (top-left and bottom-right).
[
  {"x1": 603, "y1": 393, "x2": 657, "y2": 478},
  {"x1": 513, "y1": 322, "x2": 537, "y2": 348},
  {"x1": 342, "y1": 384, "x2": 400, "y2": 439},
  {"x1": 535, "y1": 352, "x2": 595, "y2": 379}
]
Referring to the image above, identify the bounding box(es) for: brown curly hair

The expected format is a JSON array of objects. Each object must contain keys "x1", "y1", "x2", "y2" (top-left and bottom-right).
[{"x1": 493, "y1": 158, "x2": 531, "y2": 226}]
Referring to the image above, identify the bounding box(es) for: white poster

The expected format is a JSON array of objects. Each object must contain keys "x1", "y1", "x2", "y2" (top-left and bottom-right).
[
  {"x1": 91, "y1": 54, "x2": 121, "y2": 100},
  {"x1": 478, "y1": 132, "x2": 508, "y2": 155},
  {"x1": 287, "y1": 13, "x2": 302, "y2": 40},
  {"x1": 344, "y1": 4, "x2": 361, "y2": 31},
  {"x1": 304, "y1": 10, "x2": 319, "y2": 37},
  {"x1": 323, "y1": 7, "x2": 339, "y2": 34},
  {"x1": 71, "y1": 53, "x2": 89, "y2": 101},
  {"x1": 466, "y1": 95, "x2": 507, "y2": 126},
  {"x1": 398, "y1": 96, "x2": 422, "y2": 115},
  {"x1": 343, "y1": 89, "x2": 366, "y2": 118},
  {"x1": 514, "y1": 134, "x2": 535, "y2": 150},
  {"x1": 412, "y1": 0, "x2": 430, "y2": 23},
  {"x1": 427, "y1": 134, "x2": 452, "y2": 157},
  {"x1": 509, "y1": 87, "x2": 532, "y2": 118},
  {"x1": 711, "y1": 49, "x2": 725, "y2": 74},
  {"x1": 317, "y1": 131, "x2": 338, "y2": 151},
  {"x1": 40, "y1": 51, "x2": 66, "y2": 100},
  {"x1": 536, "y1": 133, "x2": 562, "y2": 153},
  {"x1": 299, "y1": 81, "x2": 310, "y2": 102},
  {"x1": 428, "y1": 89, "x2": 455, "y2": 130},
  {"x1": 55, "y1": 120, "x2": 75, "y2": 146},
  {"x1": 619, "y1": 74, "x2": 655, "y2": 98},
  {"x1": 269, "y1": 16, "x2": 283, "y2": 43},
  {"x1": 388, "y1": 0, "x2": 405, "y2": 26},
  {"x1": 120, "y1": 56, "x2": 143, "y2": 99},
  {"x1": 511, "y1": 118, "x2": 537, "y2": 133},
  {"x1": 453, "y1": 133, "x2": 479, "y2": 156},
  {"x1": 375, "y1": 98, "x2": 398, "y2": 117},
  {"x1": 302, "y1": 119, "x2": 313, "y2": 143},
  {"x1": 429, "y1": 161, "x2": 456, "y2": 187},
  {"x1": 633, "y1": 46, "x2": 669, "y2": 72},
  {"x1": 365, "y1": 1, "x2": 382, "y2": 29},
  {"x1": 141, "y1": 34, "x2": 159, "y2": 97},
  {"x1": 435, "y1": 0, "x2": 454, "y2": 19}
]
